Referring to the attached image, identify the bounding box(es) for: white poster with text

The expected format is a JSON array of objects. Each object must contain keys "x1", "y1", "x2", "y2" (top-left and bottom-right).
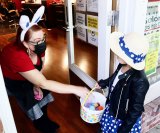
[
  {"x1": 87, "y1": 0, "x2": 98, "y2": 13},
  {"x1": 76, "y1": 0, "x2": 86, "y2": 11},
  {"x1": 87, "y1": 30, "x2": 98, "y2": 46},
  {"x1": 87, "y1": 15, "x2": 98, "y2": 46},
  {"x1": 76, "y1": 12, "x2": 85, "y2": 25},
  {"x1": 77, "y1": 26, "x2": 87, "y2": 42}
]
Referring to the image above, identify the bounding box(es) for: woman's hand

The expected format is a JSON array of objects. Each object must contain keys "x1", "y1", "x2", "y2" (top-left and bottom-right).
[
  {"x1": 33, "y1": 86, "x2": 43, "y2": 100},
  {"x1": 75, "y1": 86, "x2": 90, "y2": 99}
]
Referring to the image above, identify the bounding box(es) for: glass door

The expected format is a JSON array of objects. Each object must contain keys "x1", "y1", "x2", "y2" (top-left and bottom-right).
[{"x1": 64, "y1": 0, "x2": 112, "y2": 88}]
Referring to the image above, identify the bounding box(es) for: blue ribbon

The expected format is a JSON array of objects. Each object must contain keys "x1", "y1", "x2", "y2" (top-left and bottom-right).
[{"x1": 119, "y1": 36, "x2": 146, "y2": 64}]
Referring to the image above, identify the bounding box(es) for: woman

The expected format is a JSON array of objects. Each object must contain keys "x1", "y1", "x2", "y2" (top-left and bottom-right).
[
  {"x1": 0, "y1": 6, "x2": 89, "y2": 133},
  {"x1": 97, "y1": 32, "x2": 150, "y2": 133}
]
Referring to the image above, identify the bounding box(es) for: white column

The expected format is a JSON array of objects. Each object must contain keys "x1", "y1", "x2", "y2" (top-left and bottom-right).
[
  {"x1": 98, "y1": 0, "x2": 112, "y2": 80},
  {"x1": 118, "y1": 0, "x2": 148, "y2": 34}
]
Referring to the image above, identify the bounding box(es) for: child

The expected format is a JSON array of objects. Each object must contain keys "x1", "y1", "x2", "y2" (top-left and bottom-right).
[{"x1": 97, "y1": 32, "x2": 149, "y2": 133}]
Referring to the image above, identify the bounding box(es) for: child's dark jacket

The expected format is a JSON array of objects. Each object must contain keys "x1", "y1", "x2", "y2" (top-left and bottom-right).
[{"x1": 98, "y1": 64, "x2": 149, "y2": 133}]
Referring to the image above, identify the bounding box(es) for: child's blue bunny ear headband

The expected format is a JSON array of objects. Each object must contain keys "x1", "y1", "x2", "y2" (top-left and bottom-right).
[{"x1": 19, "y1": 6, "x2": 45, "y2": 42}]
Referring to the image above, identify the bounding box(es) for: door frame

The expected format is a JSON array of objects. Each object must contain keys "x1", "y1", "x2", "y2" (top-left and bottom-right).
[
  {"x1": 0, "y1": 66, "x2": 17, "y2": 133},
  {"x1": 65, "y1": 0, "x2": 112, "y2": 88}
]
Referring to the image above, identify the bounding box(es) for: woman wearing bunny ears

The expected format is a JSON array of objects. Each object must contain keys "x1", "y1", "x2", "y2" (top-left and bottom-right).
[
  {"x1": 96, "y1": 32, "x2": 150, "y2": 133},
  {"x1": 0, "y1": 6, "x2": 89, "y2": 133}
]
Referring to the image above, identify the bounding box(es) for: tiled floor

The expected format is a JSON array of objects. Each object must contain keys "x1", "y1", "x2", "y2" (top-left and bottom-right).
[
  {"x1": 0, "y1": 119, "x2": 4, "y2": 133},
  {"x1": 148, "y1": 125, "x2": 160, "y2": 133}
]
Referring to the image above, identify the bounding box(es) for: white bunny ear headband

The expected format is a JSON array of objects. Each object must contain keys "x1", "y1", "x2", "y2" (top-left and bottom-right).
[{"x1": 19, "y1": 6, "x2": 45, "y2": 42}]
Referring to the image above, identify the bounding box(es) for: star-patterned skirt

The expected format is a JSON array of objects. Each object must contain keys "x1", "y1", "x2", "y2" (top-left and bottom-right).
[{"x1": 100, "y1": 104, "x2": 141, "y2": 133}]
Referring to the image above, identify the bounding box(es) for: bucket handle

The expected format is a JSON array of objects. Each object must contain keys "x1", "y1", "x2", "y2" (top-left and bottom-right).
[{"x1": 82, "y1": 87, "x2": 105, "y2": 107}]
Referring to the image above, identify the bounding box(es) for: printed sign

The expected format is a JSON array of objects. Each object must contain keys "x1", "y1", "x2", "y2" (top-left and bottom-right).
[
  {"x1": 145, "y1": 33, "x2": 160, "y2": 77},
  {"x1": 87, "y1": 30, "x2": 98, "y2": 46},
  {"x1": 145, "y1": 2, "x2": 160, "y2": 34},
  {"x1": 87, "y1": 15, "x2": 98, "y2": 45},
  {"x1": 87, "y1": 0, "x2": 98, "y2": 13},
  {"x1": 76, "y1": 13, "x2": 86, "y2": 41},
  {"x1": 76, "y1": 0, "x2": 86, "y2": 11},
  {"x1": 87, "y1": 15, "x2": 98, "y2": 29},
  {"x1": 77, "y1": 26, "x2": 87, "y2": 42},
  {"x1": 76, "y1": 13, "x2": 85, "y2": 25},
  {"x1": 144, "y1": 0, "x2": 160, "y2": 84}
]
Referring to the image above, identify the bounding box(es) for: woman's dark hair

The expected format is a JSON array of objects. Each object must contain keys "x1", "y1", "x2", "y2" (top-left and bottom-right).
[{"x1": 15, "y1": 25, "x2": 42, "y2": 46}]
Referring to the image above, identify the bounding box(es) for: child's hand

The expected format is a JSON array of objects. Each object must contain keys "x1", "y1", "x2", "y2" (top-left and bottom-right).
[
  {"x1": 94, "y1": 83, "x2": 101, "y2": 89},
  {"x1": 33, "y1": 86, "x2": 43, "y2": 100}
]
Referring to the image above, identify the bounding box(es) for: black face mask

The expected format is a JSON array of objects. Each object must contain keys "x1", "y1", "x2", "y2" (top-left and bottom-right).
[{"x1": 34, "y1": 41, "x2": 46, "y2": 55}]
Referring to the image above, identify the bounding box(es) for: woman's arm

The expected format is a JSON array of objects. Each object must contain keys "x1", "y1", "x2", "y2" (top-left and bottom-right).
[{"x1": 19, "y1": 69, "x2": 89, "y2": 98}]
